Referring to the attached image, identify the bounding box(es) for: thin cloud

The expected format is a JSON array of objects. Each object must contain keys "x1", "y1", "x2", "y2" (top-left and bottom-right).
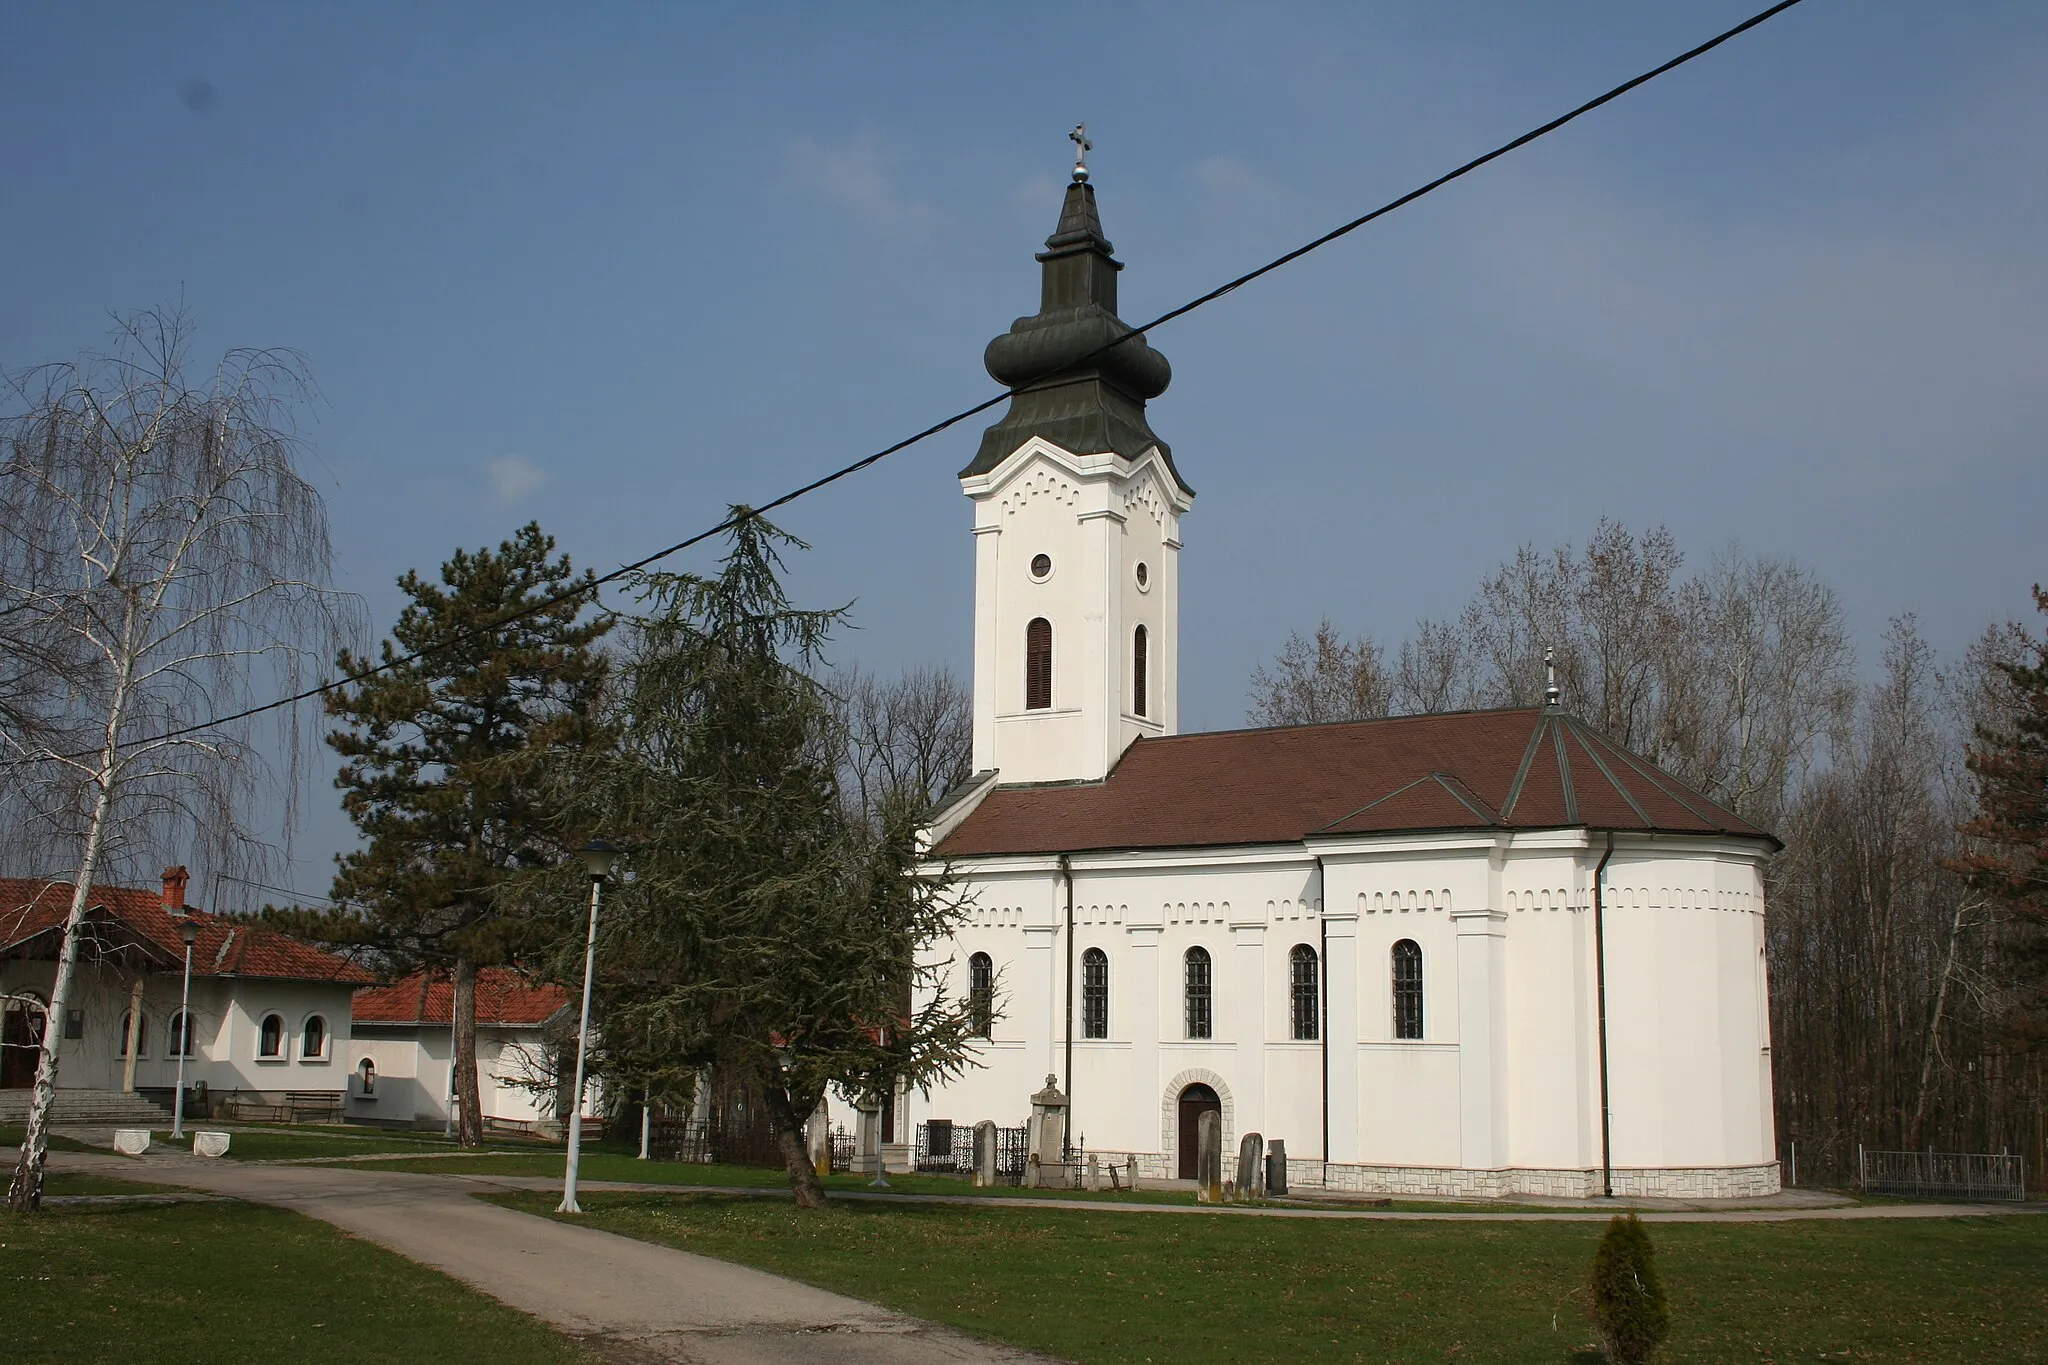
[
  {"x1": 786, "y1": 132, "x2": 934, "y2": 229},
  {"x1": 486, "y1": 456, "x2": 548, "y2": 503}
]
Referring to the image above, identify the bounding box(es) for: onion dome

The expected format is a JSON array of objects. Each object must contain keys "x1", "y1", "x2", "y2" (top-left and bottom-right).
[{"x1": 962, "y1": 173, "x2": 1187, "y2": 490}]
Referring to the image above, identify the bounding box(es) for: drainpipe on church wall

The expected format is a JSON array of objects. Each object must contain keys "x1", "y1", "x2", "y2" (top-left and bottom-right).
[
  {"x1": 1059, "y1": 853, "x2": 1074, "y2": 1156},
  {"x1": 1315, "y1": 856, "x2": 1329, "y2": 1165},
  {"x1": 1592, "y1": 833, "x2": 1617, "y2": 1198}
]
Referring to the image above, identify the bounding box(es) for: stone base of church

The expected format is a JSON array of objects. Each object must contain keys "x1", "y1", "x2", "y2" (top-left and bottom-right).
[{"x1": 1282, "y1": 1159, "x2": 1781, "y2": 1200}]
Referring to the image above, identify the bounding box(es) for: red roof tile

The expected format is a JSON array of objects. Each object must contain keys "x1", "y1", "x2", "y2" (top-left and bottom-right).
[
  {"x1": 351, "y1": 968, "x2": 567, "y2": 1027},
  {"x1": 934, "y1": 708, "x2": 1774, "y2": 858},
  {"x1": 0, "y1": 877, "x2": 373, "y2": 983}
]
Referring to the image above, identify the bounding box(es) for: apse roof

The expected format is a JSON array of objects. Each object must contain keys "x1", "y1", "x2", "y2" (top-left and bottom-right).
[{"x1": 932, "y1": 707, "x2": 1774, "y2": 858}]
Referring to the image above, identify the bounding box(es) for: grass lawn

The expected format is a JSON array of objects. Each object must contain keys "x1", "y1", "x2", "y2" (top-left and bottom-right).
[
  {"x1": 2, "y1": 1126, "x2": 93, "y2": 1153},
  {"x1": 211, "y1": 1129, "x2": 542, "y2": 1162},
  {"x1": 1, "y1": 1193, "x2": 588, "y2": 1364},
  {"x1": 493, "y1": 1189, "x2": 2048, "y2": 1364}
]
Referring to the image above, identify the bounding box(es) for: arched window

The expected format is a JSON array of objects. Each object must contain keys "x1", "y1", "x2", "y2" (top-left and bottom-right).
[
  {"x1": 258, "y1": 1013, "x2": 284, "y2": 1058},
  {"x1": 968, "y1": 953, "x2": 994, "y2": 1039},
  {"x1": 1290, "y1": 944, "x2": 1320, "y2": 1040},
  {"x1": 168, "y1": 1010, "x2": 196, "y2": 1058},
  {"x1": 1025, "y1": 618, "x2": 1052, "y2": 709},
  {"x1": 302, "y1": 1015, "x2": 328, "y2": 1060},
  {"x1": 1081, "y1": 948, "x2": 1109, "y2": 1039},
  {"x1": 1392, "y1": 940, "x2": 1424, "y2": 1040},
  {"x1": 357, "y1": 1057, "x2": 377, "y2": 1095},
  {"x1": 118, "y1": 1010, "x2": 148, "y2": 1059},
  {"x1": 1184, "y1": 946, "x2": 1212, "y2": 1040},
  {"x1": 1132, "y1": 625, "x2": 1148, "y2": 718}
]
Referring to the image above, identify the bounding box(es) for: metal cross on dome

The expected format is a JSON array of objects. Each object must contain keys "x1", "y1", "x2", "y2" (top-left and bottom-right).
[{"x1": 1069, "y1": 124, "x2": 1092, "y2": 182}]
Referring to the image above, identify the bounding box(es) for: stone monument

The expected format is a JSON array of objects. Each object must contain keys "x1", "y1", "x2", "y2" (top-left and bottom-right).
[
  {"x1": 853, "y1": 1095, "x2": 882, "y2": 1175},
  {"x1": 1236, "y1": 1132, "x2": 1265, "y2": 1201},
  {"x1": 1027, "y1": 1074, "x2": 1067, "y2": 1187},
  {"x1": 112, "y1": 1128, "x2": 150, "y2": 1156},
  {"x1": 973, "y1": 1119, "x2": 998, "y2": 1187},
  {"x1": 1265, "y1": 1137, "x2": 1288, "y2": 1196},
  {"x1": 192, "y1": 1131, "x2": 231, "y2": 1158},
  {"x1": 1195, "y1": 1110, "x2": 1223, "y2": 1203}
]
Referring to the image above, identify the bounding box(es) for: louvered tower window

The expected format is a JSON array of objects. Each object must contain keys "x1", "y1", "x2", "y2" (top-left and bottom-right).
[
  {"x1": 1025, "y1": 617, "x2": 1052, "y2": 709},
  {"x1": 1133, "y1": 625, "x2": 1148, "y2": 718},
  {"x1": 1081, "y1": 948, "x2": 1108, "y2": 1039}
]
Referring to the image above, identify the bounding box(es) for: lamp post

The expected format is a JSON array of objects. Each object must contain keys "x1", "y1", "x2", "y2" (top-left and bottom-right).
[
  {"x1": 171, "y1": 917, "x2": 199, "y2": 1140},
  {"x1": 558, "y1": 838, "x2": 619, "y2": 1214}
]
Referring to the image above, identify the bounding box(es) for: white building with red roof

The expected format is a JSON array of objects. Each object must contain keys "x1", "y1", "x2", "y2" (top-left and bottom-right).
[
  {"x1": 1, "y1": 867, "x2": 371, "y2": 1120},
  {"x1": 909, "y1": 165, "x2": 1781, "y2": 1199},
  {"x1": 345, "y1": 968, "x2": 569, "y2": 1131}
]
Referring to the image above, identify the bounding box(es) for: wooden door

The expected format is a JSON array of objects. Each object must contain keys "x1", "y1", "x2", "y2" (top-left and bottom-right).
[{"x1": 1176, "y1": 1083, "x2": 1220, "y2": 1179}]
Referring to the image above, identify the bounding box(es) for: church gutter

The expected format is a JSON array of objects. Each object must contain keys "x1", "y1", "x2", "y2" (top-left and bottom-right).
[
  {"x1": 1315, "y1": 855, "x2": 1329, "y2": 1165},
  {"x1": 1060, "y1": 852, "x2": 1075, "y2": 1154},
  {"x1": 1592, "y1": 833, "x2": 1617, "y2": 1197}
]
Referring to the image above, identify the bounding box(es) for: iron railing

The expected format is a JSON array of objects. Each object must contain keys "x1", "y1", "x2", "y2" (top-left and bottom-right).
[
  {"x1": 914, "y1": 1119, "x2": 974, "y2": 1173},
  {"x1": 1859, "y1": 1147, "x2": 2025, "y2": 1202},
  {"x1": 829, "y1": 1125, "x2": 854, "y2": 1172}
]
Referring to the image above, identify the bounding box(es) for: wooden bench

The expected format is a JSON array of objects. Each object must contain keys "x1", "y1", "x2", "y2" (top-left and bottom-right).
[{"x1": 285, "y1": 1091, "x2": 342, "y2": 1124}]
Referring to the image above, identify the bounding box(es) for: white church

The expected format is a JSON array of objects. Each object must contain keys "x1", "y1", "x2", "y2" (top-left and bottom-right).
[{"x1": 909, "y1": 152, "x2": 1780, "y2": 1200}]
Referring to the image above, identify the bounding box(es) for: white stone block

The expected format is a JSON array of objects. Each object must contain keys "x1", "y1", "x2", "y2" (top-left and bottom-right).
[
  {"x1": 112, "y1": 1128, "x2": 151, "y2": 1156},
  {"x1": 192, "y1": 1131, "x2": 231, "y2": 1158}
]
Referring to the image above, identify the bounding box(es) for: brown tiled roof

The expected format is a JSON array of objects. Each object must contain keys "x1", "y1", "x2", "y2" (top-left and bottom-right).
[
  {"x1": 0, "y1": 877, "x2": 373, "y2": 983},
  {"x1": 934, "y1": 708, "x2": 1774, "y2": 858},
  {"x1": 351, "y1": 968, "x2": 567, "y2": 1028}
]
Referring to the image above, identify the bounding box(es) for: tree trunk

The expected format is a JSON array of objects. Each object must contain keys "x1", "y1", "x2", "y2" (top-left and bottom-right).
[
  {"x1": 8, "y1": 703, "x2": 123, "y2": 1212},
  {"x1": 1910, "y1": 895, "x2": 1972, "y2": 1147},
  {"x1": 452, "y1": 953, "x2": 484, "y2": 1148},
  {"x1": 764, "y1": 1081, "x2": 829, "y2": 1209}
]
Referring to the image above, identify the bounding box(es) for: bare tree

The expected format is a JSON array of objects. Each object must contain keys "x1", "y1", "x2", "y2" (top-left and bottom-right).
[
  {"x1": 830, "y1": 663, "x2": 972, "y2": 825},
  {"x1": 1246, "y1": 619, "x2": 1391, "y2": 726},
  {"x1": 0, "y1": 309, "x2": 359, "y2": 1210}
]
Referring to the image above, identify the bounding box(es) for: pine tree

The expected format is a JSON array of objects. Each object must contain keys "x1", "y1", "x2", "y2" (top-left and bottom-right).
[
  {"x1": 295, "y1": 523, "x2": 609, "y2": 1146},
  {"x1": 1587, "y1": 1212, "x2": 1670, "y2": 1364},
  {"x1": 1953, "y1": 586, "x2": 2048, "y2": 1051},
  {"x1": 556, "y1": 511, "x2": 979, "y2": 1207}
]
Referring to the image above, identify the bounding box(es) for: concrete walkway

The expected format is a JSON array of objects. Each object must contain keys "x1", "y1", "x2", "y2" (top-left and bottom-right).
[{"x1": 47, "y1": 1149, "x2": 1057, "y2": 1365}]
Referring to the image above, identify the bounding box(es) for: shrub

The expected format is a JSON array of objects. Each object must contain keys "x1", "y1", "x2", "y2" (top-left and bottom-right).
[{"x1": 1588, "y1": 1212, "x2": 1670, "y2": 1363}]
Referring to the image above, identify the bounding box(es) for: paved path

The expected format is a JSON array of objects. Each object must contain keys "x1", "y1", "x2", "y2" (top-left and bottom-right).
[{"x1": 49, "y1": 1149, "x2": 1056, "y2": 1365}]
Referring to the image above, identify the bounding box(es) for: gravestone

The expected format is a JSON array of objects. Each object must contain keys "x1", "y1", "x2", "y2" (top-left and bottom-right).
[
  {"x1": 1127, "y1": 1155, "x2": 1140, "y2": 1191},
  {"x1": 807, "y1": 1100, "x2": 832, "y2": 1177},
  {"x1": 192, "y1": 1131, "x2": 231, "y2": 1158},
  {"x1": 853, "y1": 1096, "x2": 882, "y2": 1174},
  {"x1": 112, "y1": 1128, "x2": 150, "y2": 1156},
  {"x1": 973, "y1": 1119, "x2": 997, "y2": 1187},
  {"x1": 1236, "y1": 1132, "x2": 1265, "y2": 1201},
  {"x1": 1196, "y1": 1110, "x2": 1223, "y2": 1203},
  {"x1": 1027, "y1": 1074, "x2": 1067, "y2": 1187},
  {"x1": 1086, "y1": 1153, "x2": 1101, "y2": 1192},
  {"x1": 1265, "y1": 1137, "x2": 1289, "y2": 1196}
]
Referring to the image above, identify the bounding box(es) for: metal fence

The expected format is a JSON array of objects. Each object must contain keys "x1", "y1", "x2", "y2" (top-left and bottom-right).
[
  {"x1": 829, "y1": 1125, "x2": 854, "y2": 1172},
  {"x1": 914, "y1": 1119, "x2": 974, "y2": 1173},
  {"x1": 1859, "y1": 1147, "x2": 2026, "y2": 1202}
]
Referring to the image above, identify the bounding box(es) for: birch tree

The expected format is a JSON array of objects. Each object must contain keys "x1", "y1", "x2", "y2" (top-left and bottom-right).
[{"x1": 0, "y1": 309, "x2": 357, "y2": 1210}]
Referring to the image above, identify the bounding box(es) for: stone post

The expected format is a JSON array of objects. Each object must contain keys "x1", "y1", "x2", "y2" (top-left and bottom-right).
[
  {"x1": 807, "y1": 1099, "x2": 832, "y2": 1178},
  {"x1": 854, "y1": 1095, "x2": 882, "y2": 1175},
  {"x1": 1196, "y1": 1110, "x2": 1223, "y2": 1203},
  {"x1": 1236, "y1": 1132, "x2": 1265, "y2": 1202},
  {"x1": 973, "y1": 1119, "x2": 998, "y2": 1187},
  {"x1": 1265, "y1": 1137, "x2": 1289, "y2": 1196},
  {"x1": 1127, "y1": 1155, "x2": 1140, "y2": 1192},
  {"x1": 1086, "y1": 1153, "x2": 1101, "y2": 1192},
  {"x1": 1027, "y1": 1073, "x2": 1067, "y2": 1187}
]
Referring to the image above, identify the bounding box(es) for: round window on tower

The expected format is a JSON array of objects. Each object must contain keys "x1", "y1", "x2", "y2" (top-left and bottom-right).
[
  {"x1": 1029, "y1": 553, "x2": 1053, "y2": 581},
  {"x1": 1134, "y1": 561, "x2": 1150, "y2": 591}
]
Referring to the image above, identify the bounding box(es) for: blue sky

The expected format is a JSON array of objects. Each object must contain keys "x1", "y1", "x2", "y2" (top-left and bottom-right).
[{"x1": 5, "y1": 2, "x2": 2043, "y2": 900}]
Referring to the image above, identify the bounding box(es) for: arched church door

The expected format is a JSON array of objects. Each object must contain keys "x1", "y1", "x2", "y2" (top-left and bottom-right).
[
  {"x1": 1176, "y1": 1083, "x2": 1220, "y2": 1180},
  {"x1": 2, "y1": 994, "x2": 48, "y2": 1088}
]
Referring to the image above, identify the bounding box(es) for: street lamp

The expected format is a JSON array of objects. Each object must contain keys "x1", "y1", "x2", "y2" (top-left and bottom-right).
[
  {"x1": 171, "y1": 917, "x2": 199, "y2": 1140},
  {"x1": 558, "y1": 838, "x2": 619, "y2": 1214}
]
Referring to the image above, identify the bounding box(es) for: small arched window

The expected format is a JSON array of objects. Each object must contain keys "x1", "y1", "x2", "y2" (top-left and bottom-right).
[
  {"x1": 302, "y1": 1015, "x2": 328, "y2": 1060},
  {"x1": 168, "y1": 1010, "x2": 196, "y2": 1058},
  {"x1": 258, "y1": 1013, "x2": 284, "y2": 1058},
  {"x1": 1184, "y1": 946, "x2": 1212, "y2": 1040},
  {"x1": 1025, "y1": 618, "x2": 1052, "y2": 709},
  {"x1": 1290, "y1": 944, "x2": 1320, "y2": 1041},
  {"x1": 357, "y1": 1057, "x2": 377, "y2": 1095},
  {"x1": 1081, "y1": 948, "x2": 1109, "y2": 1039},
  {"x1": 119, "y1": 1010, "x2": 148, "y2": 1059},
  {"x1": 968, "y1": 953, "x2": 994, "y2": 1039},
  {"x1": 1392, "y1": 939, "x2": 1424, "y2": 1040},
  {"x1": 1132, "y1": 625, "x2": 1149, "y2": 718}
]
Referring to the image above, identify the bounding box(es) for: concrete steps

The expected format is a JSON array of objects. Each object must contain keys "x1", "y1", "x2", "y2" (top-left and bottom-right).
[{"x1": 0, "y1": 1088, "x2": 173, "y2": 1126}]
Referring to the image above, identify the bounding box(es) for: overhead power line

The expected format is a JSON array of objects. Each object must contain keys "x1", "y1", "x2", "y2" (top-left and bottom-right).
[{"x1": 58, "y1": 0, "x2": 1807, "y2": 761}]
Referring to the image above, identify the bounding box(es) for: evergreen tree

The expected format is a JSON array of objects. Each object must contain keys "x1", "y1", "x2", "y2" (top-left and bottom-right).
[
  {"x1": 557, "y1": 511, "x2": 978, "y2": 1207},
  {"x1": 294, "y1": 523, "x2": 609, "y2": 1146},
  {"x1": 1954, "y1": 586, "x2": 2048, "y2": 1052},
  {"x1": 1587, "y1": 1212, "x2": 1670, "y2": 1364}
]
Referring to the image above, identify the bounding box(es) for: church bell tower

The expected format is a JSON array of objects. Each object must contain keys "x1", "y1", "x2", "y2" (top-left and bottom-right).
[{"x1": 961, "y1": 132, "x2": 1194, "y2": 786}]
